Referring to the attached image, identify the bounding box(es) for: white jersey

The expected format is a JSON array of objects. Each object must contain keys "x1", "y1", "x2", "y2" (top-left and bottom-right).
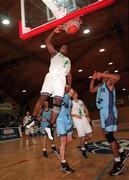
[
  {"x1": 71, "y1": 100, "x2": 86, "y2": 118},
  {"x1": 49, "y1": 52, "x2": 71, "y2": 76},
  {"x1": 23, "y1": 115, "x2": 32, "y2": 126}
]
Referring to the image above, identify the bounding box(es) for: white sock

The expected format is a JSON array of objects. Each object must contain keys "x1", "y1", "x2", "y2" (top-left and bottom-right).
[
  {"x1": 43, "y1": 148, "x2": 46, "y2": 151},
  {"x1": 114, "y1": 157, "x2": 121, "y2": 162},
  {"x1": 51, "y1": 144, "x2": 55, "y2": 147},
  {"x1": 62, "y1": 160, "x2": 66, "y2": 163},
  {"x1": 81, "y1": 147, "x2": 85, "y2": 151},
  {"x1": 119, "y1": 147, "x2": 124, "y2": 153}
]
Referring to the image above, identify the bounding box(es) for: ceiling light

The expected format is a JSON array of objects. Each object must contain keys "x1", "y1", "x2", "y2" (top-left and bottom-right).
[
  {"x1": 122, "y1": 88, "x2": 126, "y2": 91},
  {"x1": 78, "y1": 69, "x2": 83, "y2": 72},
  {"x1": 22, "y1": 90, "x2": 27, "y2": 93},
  {"x1": 40, "y1": 44, "x2": 46, "y2": 48},
  {"x1": 114, "y1": 70, "x2": 119, "y2": 73},
  {"x1": 89, "y1": 76, "x2": 92, "y2": 79},
  {"x1": 2, "y1": 19, "x2": 10, "y2": 25},
  {"x1": 83, "y1": 29, "x2": 90, "y2": 34},
  {"x1": 99, "y1": 48, "x2": 105, "y2": 52},
  {"x1": 108, "y1": 62, "x2": 113, "y2": 65}
]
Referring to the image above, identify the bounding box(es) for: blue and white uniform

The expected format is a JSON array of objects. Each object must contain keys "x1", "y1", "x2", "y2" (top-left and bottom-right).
[
  {"x1": 23, "y1": 115, "x2": 34, "y2": 135},
  {"x1": 40, "y1": 109, "x2": 51, "y2": 129},
  {"x1": 40, "y1": 52, "x2": 71, "y2": 98},
  {"x1": 96, "y1": 82, "x2": 118, "y2": 132},
  {"x1": 56, "y1": 93, "x2": 73, "y2": 136},
  {"x1": 71, "y1": 100, "x2": 92, "y2": 137}
]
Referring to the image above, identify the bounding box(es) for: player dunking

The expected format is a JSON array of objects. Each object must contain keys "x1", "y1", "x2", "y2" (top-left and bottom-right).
[
  {"x1": 33, "y1": 27, "x2": 72, "y2": 126},
  {"x1": 90, "y1": 71, "x2": 129, "y2": 176}
]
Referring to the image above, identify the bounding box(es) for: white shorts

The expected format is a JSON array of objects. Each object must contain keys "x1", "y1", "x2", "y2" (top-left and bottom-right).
[
  {"x1": 25, "y1": 127, "x2": 34, "y2": 135},
  {"x1": 73, "y1": 116, "x2": 92, "y2": 137},
  {"x1": 40, "y1": 72, "x2": 66, "y2": 98}
]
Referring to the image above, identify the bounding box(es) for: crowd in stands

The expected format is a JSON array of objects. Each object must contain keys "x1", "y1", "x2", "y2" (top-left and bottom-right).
[{"x1": 0, "y1": 113, "x2": 20, "y2": 128}]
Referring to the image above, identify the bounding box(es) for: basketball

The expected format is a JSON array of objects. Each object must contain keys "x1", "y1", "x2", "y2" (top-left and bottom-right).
[{"x1": 65, "y1": 22, "x2": 79, "y2": 34}]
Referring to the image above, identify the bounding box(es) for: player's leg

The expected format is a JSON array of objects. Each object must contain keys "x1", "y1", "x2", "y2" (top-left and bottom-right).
[
  {"x1": 115, "y1": 137, "x2": 129, "y2": 164},
  {"x1": 51, "y1": 76, "x2": 65, "y2": 125},
  {"x1": 82, "y1": 117, "x2": 92, "y2": 151},
  {"x1": 33, "y1": 73, "x2": 53, "y2": 117},
  {"x1": 33, "y1": 95, "x2": 49, "y2": 117},
  {"x1": 25, "y1": 129, "x2": 29, "y2": 146},
  {"x1": 74, "y1": 119, "x2": 87, "y2": 158},
  {"x1": 57, "y1": 118, "x2": 73, "y2": 173},
  {"x1": 80, "y1": 136, "x2": 88, "y2": 159},
  {"x1": 105, "y1": 131, "x2": 126, "y2": 175},
  {"x1": 60, "y1": 135, "x2": 73, "y2": 173},
  {"x1": 84, "y1": 133, "x2": 92, "y2": 151},
  {"x1": 42, "y1": 135, "x2": 48, "y2": 158},
  {"x1": 30, "y1": 127, "x2": 36, "y2": 145},
  {"x1": 51, "y1": 96, "x2": 63, "y2": 124}
]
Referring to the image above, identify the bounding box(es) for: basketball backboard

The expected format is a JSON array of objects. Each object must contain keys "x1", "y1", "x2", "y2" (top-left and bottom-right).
[{"x1": 19, "y1": 0, "x2": 116, "y2": 39}]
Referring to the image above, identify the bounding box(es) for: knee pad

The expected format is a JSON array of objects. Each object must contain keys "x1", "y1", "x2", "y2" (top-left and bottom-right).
[
  {"x1": 105, "y1": 132, "x2": 116, "y2": 143},
  {"x1": 53, "y1": 104, "x2": 61, "y2": 113}
]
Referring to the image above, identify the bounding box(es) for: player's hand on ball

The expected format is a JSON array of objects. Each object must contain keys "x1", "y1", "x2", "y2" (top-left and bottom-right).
[{"x1": 54, "y1": 27, "x2": 62, "y2": 33}]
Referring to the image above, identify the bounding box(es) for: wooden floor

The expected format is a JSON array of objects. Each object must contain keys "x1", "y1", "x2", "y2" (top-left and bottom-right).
[{"x1": 0, "y1": 124, "x2": 129, "y2": 180}]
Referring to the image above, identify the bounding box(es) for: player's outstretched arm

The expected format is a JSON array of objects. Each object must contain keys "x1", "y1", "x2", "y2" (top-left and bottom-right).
[
  {"x1": 45, "y1": 27, "x2": 61, "y2": 56},
  {"x1": 98, "y1": 72, "x2": 120, "y2": 85},
  {"x1": 89, "y1": 71, "x2": 100, "y2": 93}
]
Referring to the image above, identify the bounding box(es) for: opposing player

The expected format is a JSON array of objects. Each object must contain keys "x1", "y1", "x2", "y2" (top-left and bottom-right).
[
  {"x1": 56, "y1": 87, "x2": 74, "y2": 173},
  {"x1": 23, "y1": 111, "x2": 36, "y2": 146},
  {"x1": 40, "y1": 101, "x2": 59, "y2": 158},
  {"x1": 33, "y1": 27, "x2": 72, "y2": 126},
  {"x1": 90, "y1": 71, "x2": 129, "y2": 176},
  {"x1": 71, "y1": 91, "x2": 92, "y2": 159}
]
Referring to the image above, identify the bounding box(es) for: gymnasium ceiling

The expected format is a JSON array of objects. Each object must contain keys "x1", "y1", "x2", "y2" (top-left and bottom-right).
[{"x1": 0, "y1": 0, "x2": 128, "y2": 106}]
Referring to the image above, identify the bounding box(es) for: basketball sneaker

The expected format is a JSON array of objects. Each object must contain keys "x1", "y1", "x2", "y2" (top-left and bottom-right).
[
  {"x1": 61, "y1": 162, "x2": 74, "y2": 173},
  {"x1": 51, "y1": 146, "x2": 60, "y2": 158},
  {"x1": 110, "y1": 161, "x2": 126, "y2": 176},
  {"x1": 84, "y1": 143, "x2": 90, "y2": 152},
  {"x1": 43, "y1": 150, "x2": 48, "y2": 158},
  {"x1": 120, "y1": 151, "x2": 129, "y2": 163},
  {"x1": 44, "y1": 127, "x2": 54, "y2": 140},
  {"x1": 81, "y1": 150, "x2": 88, "y2": 159}
]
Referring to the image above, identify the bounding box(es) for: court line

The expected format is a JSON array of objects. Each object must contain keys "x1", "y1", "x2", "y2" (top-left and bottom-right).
[
  {"x1": 0, "y1": 156, "x2": 42, "y2": 170},
  {"x1": 96, "y1": 159, "x2": 113, "y2": 180}
]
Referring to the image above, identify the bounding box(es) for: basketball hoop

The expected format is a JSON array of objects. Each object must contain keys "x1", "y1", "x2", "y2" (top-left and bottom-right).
[{"x1": 60, "y1": 17, "x2": 82, "y2": 34}]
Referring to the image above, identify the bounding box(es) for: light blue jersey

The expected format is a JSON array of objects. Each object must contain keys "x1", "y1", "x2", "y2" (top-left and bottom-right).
[
  {"x1": 57, "y1": 93, "x2": 73, "y2": 136},
  {"x1": 96, "y1": 82, "x2": 118, "y2": 132},
  {"x1": 40, "y1": 109, "x2": 51, "y2": 129}
]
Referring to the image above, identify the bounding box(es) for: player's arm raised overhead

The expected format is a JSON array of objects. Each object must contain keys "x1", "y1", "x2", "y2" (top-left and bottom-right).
[
  {"x1": 97, "y1": 72, "x2": 120, "y2": 85},
  {"x1": 89, "y1": 71, "x2": 101, "y2": 93},
  {"x1": 45, "y1": 27, "x2": 61, "y2": 56}
]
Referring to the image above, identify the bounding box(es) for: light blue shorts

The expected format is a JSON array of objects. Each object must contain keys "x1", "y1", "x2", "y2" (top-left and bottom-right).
[
  {"x1": 56, "y1": 115, "x2": 73, "y2": 136},
  {"x1": 100, "y1": 107, "x2": 118, "y2": 132}
]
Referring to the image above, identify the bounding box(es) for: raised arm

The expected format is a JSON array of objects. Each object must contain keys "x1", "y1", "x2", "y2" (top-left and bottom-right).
[
  {"x1": 98, "y1": 72, "x2": 120, "y2": 85},
  {"x1": 89, "y1": 71, "x2": 100, "y2": 93},
  {"x1": 45, "y1": 27, "x2": 61, "y2": 56},
  {"x1": 90, "y1": 79, "x2": 99, "y2": 93}
]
